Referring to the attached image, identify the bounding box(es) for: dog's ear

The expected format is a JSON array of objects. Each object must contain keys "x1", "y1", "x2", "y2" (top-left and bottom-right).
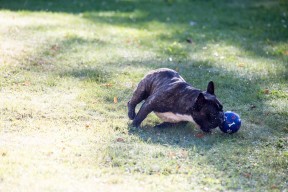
[
  {"x1": 194, "y1": 93, "x2": 206, "y2": 111},
  {"x1": 207, "y1": 81, "x2": 215, "y2": 95}
]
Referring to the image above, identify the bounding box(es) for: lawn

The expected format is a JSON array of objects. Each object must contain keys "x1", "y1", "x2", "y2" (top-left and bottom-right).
[{"x1": 0, "y1": 0, "x2": 287, "y2": 191}]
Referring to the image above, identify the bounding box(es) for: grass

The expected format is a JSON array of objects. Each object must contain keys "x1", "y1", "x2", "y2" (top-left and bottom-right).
[{"x1": 0, "y1": 0, "x2": 287, "y2": 191}]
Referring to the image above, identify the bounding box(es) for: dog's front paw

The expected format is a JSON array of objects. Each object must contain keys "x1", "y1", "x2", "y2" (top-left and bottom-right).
[{"x1": 200, "y1": 127, "x2": 212, "y2": 134}]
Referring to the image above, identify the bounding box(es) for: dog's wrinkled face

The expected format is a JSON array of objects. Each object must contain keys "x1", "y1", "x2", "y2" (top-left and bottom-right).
[{"x1": 192, "y1": 82, "x2": 224, "y2": 133}]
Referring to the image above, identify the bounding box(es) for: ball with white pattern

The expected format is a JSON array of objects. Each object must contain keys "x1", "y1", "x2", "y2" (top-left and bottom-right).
[{"x1": 220, "y1": 111, "x2": 241, "y2": 134}]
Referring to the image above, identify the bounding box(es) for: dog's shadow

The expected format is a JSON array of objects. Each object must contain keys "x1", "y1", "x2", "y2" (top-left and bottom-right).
[{"x1": 128, "y1": 122, "x2": 228, "y2": 150}]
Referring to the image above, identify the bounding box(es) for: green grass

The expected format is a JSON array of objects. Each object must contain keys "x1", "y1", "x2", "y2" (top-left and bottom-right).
[{"x1": 0, "y1": 0, "x2": 287, "y2": 191}]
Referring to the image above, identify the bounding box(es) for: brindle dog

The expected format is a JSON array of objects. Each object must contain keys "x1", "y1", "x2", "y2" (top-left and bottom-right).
[{"x1": 128, "y1": 68, "x2": 224, "y2": 133}]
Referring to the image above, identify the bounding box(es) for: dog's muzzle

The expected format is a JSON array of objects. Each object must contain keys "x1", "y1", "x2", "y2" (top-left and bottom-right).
[{"x1": 218, "y1": 111, "x2": 225, "y2": 128}]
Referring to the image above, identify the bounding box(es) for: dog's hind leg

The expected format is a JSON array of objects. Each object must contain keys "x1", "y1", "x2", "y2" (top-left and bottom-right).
[
  {"x1": 128, "y1": 80, "x2": 149, "y2": 120},
  {"x1": 132, "y1": 100, "x2": 153, "y2": 127}
]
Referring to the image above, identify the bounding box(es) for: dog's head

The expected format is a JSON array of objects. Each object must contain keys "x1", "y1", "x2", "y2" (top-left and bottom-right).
[{"x1": 192, "y1": 81, "x2": 224, "y2": 133}]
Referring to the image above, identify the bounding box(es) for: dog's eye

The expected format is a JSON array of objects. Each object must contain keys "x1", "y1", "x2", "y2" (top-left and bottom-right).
[
  {"x1": 207, "y1": 114, "x2": 212, "y2": 120},
  {"x1": 207, "y1": 114, "x2": 217, "y2": 120}
]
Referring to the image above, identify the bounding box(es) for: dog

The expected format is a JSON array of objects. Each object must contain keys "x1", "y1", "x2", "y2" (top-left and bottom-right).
[{"x1": 128, "y1": 68, "x2": 224, "y2": 133}]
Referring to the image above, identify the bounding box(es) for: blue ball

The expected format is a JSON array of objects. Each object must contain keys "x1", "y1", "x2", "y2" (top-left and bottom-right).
[{"x1": 220, "y1": 111, "x2": 241, "y2": 134}]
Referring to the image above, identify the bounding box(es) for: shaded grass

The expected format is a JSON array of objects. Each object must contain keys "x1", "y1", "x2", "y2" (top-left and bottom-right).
[{"x1": 0, "y1": 0, "x2": 287, "y2": 191}]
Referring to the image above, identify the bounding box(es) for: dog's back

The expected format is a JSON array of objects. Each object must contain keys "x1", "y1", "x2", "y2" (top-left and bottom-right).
[{"x1": 138, "y1": 68, "x2": 188, "y2": 96}]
